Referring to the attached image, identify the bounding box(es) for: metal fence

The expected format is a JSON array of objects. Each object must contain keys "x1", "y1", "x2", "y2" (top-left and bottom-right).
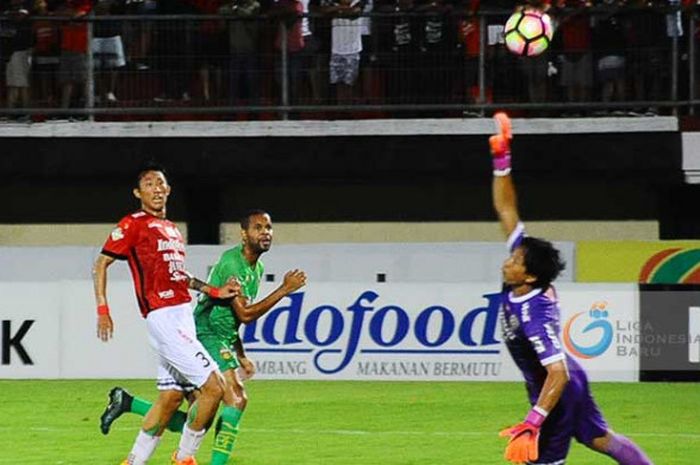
[{"x1": 0, "y1": 4, "x2": 699, "y2": 120}]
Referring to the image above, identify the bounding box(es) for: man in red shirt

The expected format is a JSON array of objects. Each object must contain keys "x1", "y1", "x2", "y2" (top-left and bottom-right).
[{"x1": 93, "y1": 162, "x2": 240, "y2": 465}]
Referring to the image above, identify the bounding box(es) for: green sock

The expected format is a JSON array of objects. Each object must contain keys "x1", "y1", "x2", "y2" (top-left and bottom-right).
[
  {"x1": 210, "y1": 406, "x2": 243, "y2": 465},
  {"x1": 130, "y1": 396, "x2": 152, "y2": 416},
  {"x1": 130, "y1": 396, "x2": 187, "y2": 433}
]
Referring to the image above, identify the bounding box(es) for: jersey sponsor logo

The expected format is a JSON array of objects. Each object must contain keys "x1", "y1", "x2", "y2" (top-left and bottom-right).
[
  {"x1": 158, "y1": 289, "x2": 174, "y2": 299},
  {"x1": 242, "y1": 291, "x2": 502, "y2": 375},
  {"x1": 110, "y1": 227, "x2": 124, "y2": 241},
  {"x1": 499, "y1": 304, "x2": 519, "y2": 341},
  {"x1": 563, "y1": 301, "x2": 614, "y2": 359},
  {"x1": 157, "y1": 239, "x2": 185, "y2": 253},
  {"x1": 521, "y1": 302, "x2": 531, "y2": 323}
]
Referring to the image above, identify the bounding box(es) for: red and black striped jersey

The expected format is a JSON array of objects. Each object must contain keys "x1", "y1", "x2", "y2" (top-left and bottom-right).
[{"x1": 102, "y1": 211, "x2": 192, "y2": 317}]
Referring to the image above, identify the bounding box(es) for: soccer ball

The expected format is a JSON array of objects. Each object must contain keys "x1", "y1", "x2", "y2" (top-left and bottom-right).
[{"x1": 504, "y1": 9, "x2": 554, "y2": 57}]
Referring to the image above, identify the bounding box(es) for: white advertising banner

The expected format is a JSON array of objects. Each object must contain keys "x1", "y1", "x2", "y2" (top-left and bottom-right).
[
  {"x1": 244, "y1": 282, "x2": 639, "y2": 382},
  {"x1": 556, "y1": 284, "x2": 639, "y2": 382},
  {"x1": 0, "y1": 281, "x2": 638, "y2": 381},
  {"x1": 0, "y1": 282, "x2": 62, "y2": 378}
]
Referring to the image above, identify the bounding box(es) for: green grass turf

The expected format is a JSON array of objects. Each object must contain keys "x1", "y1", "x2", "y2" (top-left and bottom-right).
[{"x1": 0, "y1": 380, "x2": 696, "y2": 464}]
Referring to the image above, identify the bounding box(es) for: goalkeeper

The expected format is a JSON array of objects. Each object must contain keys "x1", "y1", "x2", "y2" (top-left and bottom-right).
[{"x1": 490, "y1": 113, "x2": 654, "y2": 465}]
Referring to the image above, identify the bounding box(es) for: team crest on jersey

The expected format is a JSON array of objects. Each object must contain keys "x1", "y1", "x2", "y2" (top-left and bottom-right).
[
  {"x1": 158, "y1": 289, "x2": 174, "y2": 299},
  {"x1": 111, "y1": 227, "x2": 124, "y2": 241},
  {"x1": 220, "y1": 349, "x2": 233, "y2": 360}
]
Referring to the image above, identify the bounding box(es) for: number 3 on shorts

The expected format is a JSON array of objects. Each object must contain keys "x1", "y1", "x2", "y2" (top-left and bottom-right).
[{"x1": 195, "y1": 351, "x2": 212, "y2": 368}]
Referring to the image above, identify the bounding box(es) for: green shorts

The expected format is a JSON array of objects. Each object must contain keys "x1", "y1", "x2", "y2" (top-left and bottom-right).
[{"x1": 198, "y1": 335, "x2": 240, "y2": 372}]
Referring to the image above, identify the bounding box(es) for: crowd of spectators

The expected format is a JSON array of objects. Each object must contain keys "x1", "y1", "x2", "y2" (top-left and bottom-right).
[{"x1": 0, "y1": 0, "x2": 698, "y2": 119}]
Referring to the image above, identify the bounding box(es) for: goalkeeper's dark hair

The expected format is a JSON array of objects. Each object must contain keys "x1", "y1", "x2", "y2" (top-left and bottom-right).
[
  {"x1": 135, "y1": 161, "x2": 169, "y2": 188},
  {"x1": 521, "y1": 237, "x2": 566, "y2": 289},
  {"x1": 240, "y1": 209, "x2": 270, "y2": 230}
]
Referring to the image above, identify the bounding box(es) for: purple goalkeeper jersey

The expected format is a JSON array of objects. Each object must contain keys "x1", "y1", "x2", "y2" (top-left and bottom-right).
[{"x1": 500, "y1": 223, "x2": 586, "y2": 401}]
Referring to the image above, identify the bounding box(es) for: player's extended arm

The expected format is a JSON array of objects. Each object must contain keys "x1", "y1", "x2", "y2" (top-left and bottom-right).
[
  {"x1": 93, "y1": 253, "x2": 116, "y2": 342},
  {"x1": 499, "y1": 360, "x2": 570, "y2": 463},
  {"x1": 188, "y1": 275, "x2": 241, "y2": 300},
  {"x1": 490, "y1": 112, "x2": 520, "y2": 238},
  {"x1": 232, "y1": 269, "x2": 307, "y2": 324},
  {"x1": 535, "y1": 359, "x2": 569, "y2": 414}
]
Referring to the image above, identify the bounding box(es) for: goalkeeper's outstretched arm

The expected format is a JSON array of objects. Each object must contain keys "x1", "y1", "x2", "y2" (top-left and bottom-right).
[{"x1": 490, "y1": 112, "x2": 520, "y2": 238}]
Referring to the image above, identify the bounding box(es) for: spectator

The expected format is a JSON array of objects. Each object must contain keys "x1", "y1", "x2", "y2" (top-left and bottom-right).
[
  {"x1": 358, "y1": 0, "x2": 380, "y2": 104},
  {"x1": 57, "y1": 0, "x2": 93, "y2": 112},
  {"x1": 153, "y1": 0, "x2": 196, "y2": 102},
  {"x1": 269, "y1": 0, "x2": 305, "y2": 104},
  {"x1": 123, "y1": 0, "x2": 156, "y2": 71},
  {"x1": 592, "y1": 0, "x2": 626, "y2": 112},
  {"x1": 555, "y1": 0, "x2": 593, "y2": 114},
  {"x1": 328, "y1": 0, "x2": 362, "y2": 104},
  {"x1": 623, "y1": 0, "x2": 664, "y2": 115},
  {"x1": 92, "y1": 0, "x2": 126, "y2": 103},
  {"x1": 484, "y1": 0, "x2": 517, "y2": 104},
  {"x1": 455, "y1": 0, "x2": 482, "y2": 114},
  {"x1": 192, "y1": 0, "x2": 226, "y2": 102},
  {"x1": 32, "y1": 0, "x2": 60, "y2": 108},
  {"x1": 4, "y1": 0, "x2": 33, "y2": 118},
  {"x1": 220, "y1": 0, "x2": 261, "y2": 105},
  {"x1": 416, "y1": 0, "x2": 456, "y2": 106},
  {"x1": 376, "y1": 0, "x2": 420, "y2": 107},
  {"x1": 298, "y1": 0, "x2": 323, "y2": 104}
]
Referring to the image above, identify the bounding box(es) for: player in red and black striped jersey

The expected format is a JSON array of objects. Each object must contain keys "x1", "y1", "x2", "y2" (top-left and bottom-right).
[
  {"x1": 100, "y1": 209, "x2": 192, "y2": 317},
  {"x1": 93, "y1": 162, "x2": 240, "y2": 465}
]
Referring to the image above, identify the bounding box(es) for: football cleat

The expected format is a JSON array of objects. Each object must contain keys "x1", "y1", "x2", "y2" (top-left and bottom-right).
[
  {"x1": 171, "y1": 451, "x2": 198, "y2": 465},
  {"x1": 100, "y1": 386, "x2": 132, "y2": 435}
]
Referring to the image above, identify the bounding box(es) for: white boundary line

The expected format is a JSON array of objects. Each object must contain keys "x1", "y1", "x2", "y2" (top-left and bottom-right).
[{"x1": 4, "y1": 426, "x2": 699, "y2": 439}]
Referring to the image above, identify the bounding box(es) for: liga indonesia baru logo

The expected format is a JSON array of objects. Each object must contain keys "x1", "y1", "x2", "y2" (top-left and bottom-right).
[{"x1": 563, "y1": 301, "x2": 614, "y2": 359}]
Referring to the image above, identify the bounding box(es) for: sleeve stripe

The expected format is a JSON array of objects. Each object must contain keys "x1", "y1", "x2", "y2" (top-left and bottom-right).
[
  {"x1": 540, "y1": 353, "x2": 565, "y2": 366},
  {"x1": 506, "y1": 222, "x2": 526, "y2": 251},
  {"x1": 101, "y1": 249, "x2": 128, "y2": 261}
]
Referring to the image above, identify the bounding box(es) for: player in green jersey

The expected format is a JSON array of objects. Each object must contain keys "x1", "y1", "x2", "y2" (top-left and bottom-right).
[{"x1": 100, "y1": 209, "x2": 307, "y2": 465}]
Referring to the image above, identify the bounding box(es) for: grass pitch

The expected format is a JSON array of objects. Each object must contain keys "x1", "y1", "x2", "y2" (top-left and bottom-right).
[{"x1": 0, "y1": 380, "x2": 696, "y2": 464}]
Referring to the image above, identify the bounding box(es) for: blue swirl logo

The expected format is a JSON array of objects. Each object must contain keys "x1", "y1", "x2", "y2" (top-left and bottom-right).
[{"x1": 563, "y1": 302, "x2": 614, "y2": 359}]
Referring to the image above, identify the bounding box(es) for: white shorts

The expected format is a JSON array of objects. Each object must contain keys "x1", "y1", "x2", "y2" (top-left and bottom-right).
[
  {"x1": 91, "y1": 36, "x2": 126, "y2": 69},
  {"x1": 146, "y1": 303, "x2": 219, "y2": 392},
  {"x1": 329, "y1": 53, "x2": 360, "y2": 86},
  {"x1": 6, "y1": 50, "x2": 31, "y2": 88}
]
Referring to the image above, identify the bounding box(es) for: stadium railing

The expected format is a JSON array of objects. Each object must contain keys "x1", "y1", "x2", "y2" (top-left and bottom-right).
[{"x1": 0, "y1": 3, "x2": 698, "y2": 121}]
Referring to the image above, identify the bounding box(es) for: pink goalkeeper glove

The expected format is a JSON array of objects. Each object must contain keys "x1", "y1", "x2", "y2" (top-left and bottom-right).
[
  {"x1": 499, "y1": 407, "x2": 546, "y2": 463},
  {"x1": 489, "y1": 112, "x2": 513, "y2": 176}
]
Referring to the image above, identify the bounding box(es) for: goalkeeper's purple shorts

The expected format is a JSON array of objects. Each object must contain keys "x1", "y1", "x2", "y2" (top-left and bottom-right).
[{"x1": 527, "y1": 368, "x2": 609, "y2": 464}]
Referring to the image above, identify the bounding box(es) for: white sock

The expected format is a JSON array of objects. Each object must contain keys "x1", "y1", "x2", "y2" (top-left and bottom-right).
[
  {"x1": 175, "y1": 425, "x2": 207, "y2": 460},
  {"x1": 126, "y1": 430, "x2": 161, "y2": 465}
]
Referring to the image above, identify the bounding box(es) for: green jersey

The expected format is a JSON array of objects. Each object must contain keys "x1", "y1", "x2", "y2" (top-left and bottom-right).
[{"x1": 194, "y1": 244, "x2": 264, "y2": 345}]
